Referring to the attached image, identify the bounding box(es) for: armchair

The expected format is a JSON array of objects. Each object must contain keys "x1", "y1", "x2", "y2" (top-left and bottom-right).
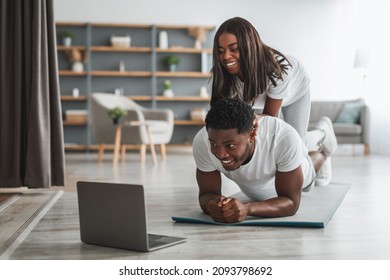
[{"x1": 90, "y1": 93, "x2": 174, "y2": 163}]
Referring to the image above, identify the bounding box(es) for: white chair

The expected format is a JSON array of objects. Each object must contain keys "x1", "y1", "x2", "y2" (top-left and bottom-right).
[{"x1": 90, "y1": 93, "x2": 174, "y2": 163}]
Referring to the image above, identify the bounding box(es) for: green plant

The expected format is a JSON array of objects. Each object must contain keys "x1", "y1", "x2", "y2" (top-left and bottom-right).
[
  {"x1": 164, "y1": 80, "x2": 171, "y2": 90},
  {"x1": 166, "y1": 55, "x2": 180, "y2": 66},
  {"x1": 108, "y1": 107, "x2": 127, "y2": 120},
  {"x1": 61, "y1": 30, "x2": 74, "y2": 38}
]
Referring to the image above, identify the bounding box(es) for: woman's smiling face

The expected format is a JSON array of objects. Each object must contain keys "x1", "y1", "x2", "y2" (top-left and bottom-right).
[{"x1": 218, "y1": 32, "x2": 241, "y2": 75}]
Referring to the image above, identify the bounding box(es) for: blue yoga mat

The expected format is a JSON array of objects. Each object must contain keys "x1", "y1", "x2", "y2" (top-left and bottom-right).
[{"x1": 172, "y1": 183, "x2": 350, "y2": 228}]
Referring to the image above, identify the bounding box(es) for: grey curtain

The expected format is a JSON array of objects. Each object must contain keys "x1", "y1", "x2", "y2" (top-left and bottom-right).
[{"x1": 0, "y1": 0, "x2": 65, "y2": 188}]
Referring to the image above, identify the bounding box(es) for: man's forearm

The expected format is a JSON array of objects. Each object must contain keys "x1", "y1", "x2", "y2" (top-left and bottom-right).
[
  {"x1": 199, "y1": 193, "x2": 224, "y2": 213},
  {"x1": 245, "y1": 196, "x2": 300, "y2": 218}
]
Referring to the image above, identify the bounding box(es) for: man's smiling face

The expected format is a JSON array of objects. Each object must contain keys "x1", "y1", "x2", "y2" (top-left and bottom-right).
[{"x1": 208, "y1": 127, "x2": 255, "y2": 171}]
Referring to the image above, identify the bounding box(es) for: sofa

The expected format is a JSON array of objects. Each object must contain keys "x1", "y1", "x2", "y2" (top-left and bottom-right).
[{"x1": 308, "y1": 99, "x2": 370, "y2": 155}]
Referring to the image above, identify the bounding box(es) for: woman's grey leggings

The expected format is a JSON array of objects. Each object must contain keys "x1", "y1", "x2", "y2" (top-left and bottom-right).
[
  {"x1": 281, "y1": 92, "x2": 311, "y2": 139},
  {"x1": 282, "y1": 93, "x2": 324, "y2": 152}
]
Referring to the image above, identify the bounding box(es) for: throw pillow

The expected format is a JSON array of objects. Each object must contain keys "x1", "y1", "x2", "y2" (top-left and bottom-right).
[{"x1": 335, "y1": 99, "x2": 365, "y2": 124}]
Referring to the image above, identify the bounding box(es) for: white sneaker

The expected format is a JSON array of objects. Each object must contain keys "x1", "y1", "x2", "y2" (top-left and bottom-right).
[
  {"x1": 315, "y1": 116, "x2": 338, "y2": 157},
  {"x1": 315, "y1": 157, "x2": 332, "y2": 186}
]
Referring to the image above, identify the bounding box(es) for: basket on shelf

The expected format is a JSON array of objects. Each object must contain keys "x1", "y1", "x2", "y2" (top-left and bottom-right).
[
  {"x1": 190, "y1": 108, "x2": 207, "y2": 121},
  {"x1": 110, "y1": 35, "x2": 131, "y2": 47}
]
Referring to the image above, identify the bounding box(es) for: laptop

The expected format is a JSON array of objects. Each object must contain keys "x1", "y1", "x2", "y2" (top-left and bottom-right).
[{"x1": 77, "y1": 181, "x2": 186, "y2": 252}]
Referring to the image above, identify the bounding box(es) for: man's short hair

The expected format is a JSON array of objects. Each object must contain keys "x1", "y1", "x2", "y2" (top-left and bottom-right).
[{"x1": 205, "y1": 98, "x2": 255, "y2": 134}]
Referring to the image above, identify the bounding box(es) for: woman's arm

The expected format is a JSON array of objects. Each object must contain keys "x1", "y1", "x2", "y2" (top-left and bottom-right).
[{"x1": 262, "y1": 95, "x2": 283, "y2": 117}]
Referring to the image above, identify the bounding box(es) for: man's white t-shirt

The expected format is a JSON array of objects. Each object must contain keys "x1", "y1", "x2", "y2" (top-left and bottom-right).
[{"x1": 192, "y1": 116, "x2": 315, "y2": 201}]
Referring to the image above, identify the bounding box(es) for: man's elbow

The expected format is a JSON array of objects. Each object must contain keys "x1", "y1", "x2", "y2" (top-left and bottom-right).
[
  {"x1": 198, "y1": 194, "x2": 210, "y2": 214},
  {"x1": 287, "y1": 200, "x2": 301, "y2": 216},
  {"x1": 278, "y1": 197, "x2": 301, "y2": 217}
]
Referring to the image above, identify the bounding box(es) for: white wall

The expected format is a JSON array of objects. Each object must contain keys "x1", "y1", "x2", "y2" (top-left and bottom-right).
[{"x1": 53, "y1": 0, "x2": 357, "y2": 101}]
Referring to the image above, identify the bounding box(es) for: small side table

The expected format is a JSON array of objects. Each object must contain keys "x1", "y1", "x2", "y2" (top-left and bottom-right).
[{"x1": 113, "y1": 121, "x2": 158, "y2": 166}]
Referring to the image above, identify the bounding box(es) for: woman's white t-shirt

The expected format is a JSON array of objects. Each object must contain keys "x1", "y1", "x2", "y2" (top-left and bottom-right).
[
  {"x1": 234, "y1": 55, "x2": 310, "y2": 109},
  {"x1": 192, "y1": 116, "x2": 315, "y2": 201}
]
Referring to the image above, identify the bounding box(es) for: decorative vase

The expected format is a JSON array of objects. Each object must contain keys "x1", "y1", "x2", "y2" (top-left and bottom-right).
[
  {"x1": 114, "y1": 88, "x2": 124, "y2": 96},
  {"x1": 63, "y1": 37, "x2": 72, "y2": 47},
  {"x1": 119, "y1": 61, "x2": 125, "y2": 72},
  {"x1": 163, "y1": 89, "x2": 174, "y2": 98},
  {"x1": 72, "y1": 88, "x2": 79, "y2": 97},
  {"x1": 72, "y1": 62, "x2": 83, "y2": 72},
  {"x1": 169, "y1": 64, "x2": 176, "y2": 72},
  {"x1": 159, "y1": 31, "x2": 168, "y2": 49},
  {"x1": 199, "y1": 86, "x2": 209, "y2": 98},
  {"x1": 201, "y1": 51, "x2": 208, "y2": 73}
]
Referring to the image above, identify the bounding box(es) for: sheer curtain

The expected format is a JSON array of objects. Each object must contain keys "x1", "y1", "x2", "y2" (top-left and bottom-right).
[
  {"x1": 0, "y1": 0, "x2": 65, "y2": 188},
  {"x1": 347, "y1": 0, "x2": 390, "y2": 155}
]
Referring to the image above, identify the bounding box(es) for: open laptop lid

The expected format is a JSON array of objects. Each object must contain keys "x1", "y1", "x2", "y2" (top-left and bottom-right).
[{"x1": 77, "y1": 181, "x2": 149, "y2": 251}]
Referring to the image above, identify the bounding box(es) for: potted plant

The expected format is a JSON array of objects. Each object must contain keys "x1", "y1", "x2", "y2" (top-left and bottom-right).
[
  {"x1": 61, "y1": 30, "x2": 74, "y2": 47},
  {"x1": 108, "y1": 107, "x2": 127, "y2": 125},
  {"x1": 166, "y1": 55, "x2": 180, "y2": 72},
  {"x1": 163, "y1": 80, "x2": 174, "y2": 97}
]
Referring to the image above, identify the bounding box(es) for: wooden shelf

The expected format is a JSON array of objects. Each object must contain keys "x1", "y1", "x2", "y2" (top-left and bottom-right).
[
  {"x1": 61, "y1": 95, "x2": 207, "y2": 102},
  {"x1": 91, "y1": 46, "x2": 152, "y2": 52},
  {"x1": 65, "y1": 143, "x2": 180, "y2": 151},
  {"x1": 156, "y1": 47, "x2": 212, "y2": 54},
  {"x1": 91, "y1": 71, "x2": 152, "y2": 77},
  {"x1": 156, "y1": 96, "x2": 209, "y2": 102},
  {"x1": 156, "y1": 71, "x2": 210, "y2": 78},
  {"x1": 56, "y1": 22, "x2": 214, "y2": 32},
  {"x1": 128, "y1": 96, "x2": 153, "y2": 101},
  {"x1": 156, "y1": 24, "x2": 215, "y2": 31},
  {"x1": 60, "y1": 70, "x2": 208, "y2": 78},
  {"x1": 58, "y1": 46, "x2": 210, "y2": 53},
  {"x1": 61, "y1": 96, "x2": 87, "y2": 101},
  {"x1": 57, "y1": 46, "x2": 87, "y2": 51},
  {"x1": 64, "y1": 144, "x2": 89, "y2": 151},
  {"x1": 61, "y1": 95, "x2": 153, "y2": 101},
  {"x1": 174, "y1": 120, "x2": 205, "y2": 125},
  {"x1": 64, "y1": 119, "x2": 204, "y2": 126},
  {"x1": 56, "y1": 22, "x2": 88, "y2": 27},
  {"x1": 59, "y1": 70, "x2": 87, "y2": 76},
  {"x1": 63, "y1": 120, "x2": 87, "y2": 126},
  {"x1": 91, "y1": 23, "x2": 152, "y2": 28}
]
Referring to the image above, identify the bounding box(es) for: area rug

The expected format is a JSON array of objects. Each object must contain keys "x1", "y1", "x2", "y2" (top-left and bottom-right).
[
  {"x1": 0, "y1": 189, "x2": 63, "y2": 259},
  {"x1": 0, "y1": 193, "x2": 15, "y2": 204},
  {"x1": 172, "y1": 183, "x2": 350, "y2": 228}
]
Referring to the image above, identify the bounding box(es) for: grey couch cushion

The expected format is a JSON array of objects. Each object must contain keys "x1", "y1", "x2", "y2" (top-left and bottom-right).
[
  {"x1": 310, "y1": 101, "x2": 344, "y2": 122},
  {"x1": 309, "y1": 122, "x2": 362, "y2": 136},
  {"x1": 309, "y1": 99, "x2": 369, "y2": 147},
  {"x1": 333, "y1": 123, "x2": 362, "y2": 135},
  {"x1": 335, "y1": 99, "x2": 365, "y2": 124}
]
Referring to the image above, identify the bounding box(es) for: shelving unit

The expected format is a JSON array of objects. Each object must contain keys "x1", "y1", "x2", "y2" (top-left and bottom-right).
[
  {"x1": 61, "y1": 96, "x2": 87, "y2": 101},
  {"x1": 90, "y1": 71, "x2": 152, "y2": 77},
  {"x1": 58, "y1": 70, "x2": 88, "y2": 76},
  {"x1": 56, "y1": 22, "x2": 215, "y2": 150}
]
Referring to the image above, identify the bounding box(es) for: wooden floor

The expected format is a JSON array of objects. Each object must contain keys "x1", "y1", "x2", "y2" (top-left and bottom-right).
[{"x1": 2, "y1": 146, "x2": 390, "y2": 259}]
